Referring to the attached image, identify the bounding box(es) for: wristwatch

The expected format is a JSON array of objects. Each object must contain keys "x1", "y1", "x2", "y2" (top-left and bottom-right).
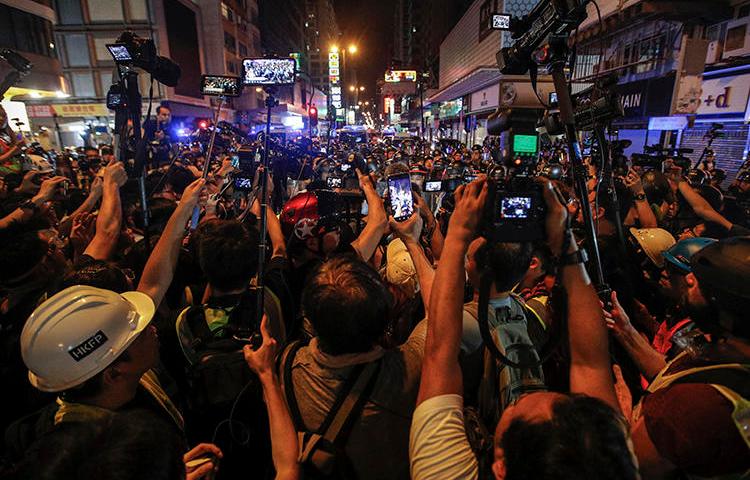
[
  {"x1": 633, "y1": 193, "x2": 647, "y2": 202},
  {"x1": 19, "y1": 199, "x2": 40, "y2": 214},
  {"x1": 559, "y1": 248, "x2": 588, "y2": 266}
]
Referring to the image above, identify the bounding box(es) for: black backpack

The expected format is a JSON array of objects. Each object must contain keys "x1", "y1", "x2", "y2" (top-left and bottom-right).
[
  {"x1": 280, "y1": 341, "x2": 382, "y2": 479},
  {"x1": 179, "y1": 290, "x2": 261, "y2": 413}
]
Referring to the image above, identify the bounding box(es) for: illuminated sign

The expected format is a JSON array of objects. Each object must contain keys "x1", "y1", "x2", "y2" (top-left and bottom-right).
[
  {"x1": 289, "y1": 53, "x2": 302, "y2": 71},
  {"x1": 385, "y1": 70, "x2": 417, "y2": 83},
  {"x1": 329, "y1": 68, "x2": 339, "y2": 76},
  {"x1": 330, "y1": 86, "x2": 341, "y2": 95}
]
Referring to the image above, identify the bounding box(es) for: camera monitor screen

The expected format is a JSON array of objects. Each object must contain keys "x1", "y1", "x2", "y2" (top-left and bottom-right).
[
  {"x1": 425, "y1": 180, "x2": 442, "y2": 192},
  {"x1": 242, "y1": 58, "x2": 296, "y2": 85},
  {"x1": 200, "y1": 75, "x2": 242, "y2": 97},
  {"x1": 500, "y1": 196, "x2": 532, "y2": 219},
  {"x1": 234, "y1": 176, "x2": 253, "y2": 191},
  {"x1": 513, "y1": 134, "x2": 538, "y2": 155},
  {"x1": 106, "y1": 44, "x2": 132, "y2": 62},
  {"x1": 388, "y1": 173, "x2": 414, "y2": 222},
  {"x1": 491, "y1": 13, "x2": 512, "y2": 30}
]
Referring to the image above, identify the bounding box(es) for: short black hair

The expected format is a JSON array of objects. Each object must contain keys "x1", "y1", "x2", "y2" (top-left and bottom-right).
[
  {"x1": 198, "y1": 219, "x2": 259, "y2": 291},
  {"x1": 302, "y1": 255, "x2": 392, "y2": 355},
  {"x1": 156, "y1": 104, "x2": 171, "y2": 115},
  {"x1": 500, "y1": 395, "x2": 638, "y2": 480},
  {"x1": 0, "y1": 222, "x2": 49, "y2": 284},
  {"x1": 61, "y1": 260, "x2": 130, "y2": 293},
  {"x1": 478, "y1": 241, "x2": 534, "y2": 292}
]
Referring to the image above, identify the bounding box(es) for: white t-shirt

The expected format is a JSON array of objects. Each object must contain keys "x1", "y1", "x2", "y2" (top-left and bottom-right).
[{"x1": 409, "y1": 394, "x2": 479, "y2": 480}]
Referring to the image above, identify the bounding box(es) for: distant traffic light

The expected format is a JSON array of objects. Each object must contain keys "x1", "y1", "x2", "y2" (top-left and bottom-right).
[{"x1": 308, "y1": 106, "x2": 318, "y2": 127}]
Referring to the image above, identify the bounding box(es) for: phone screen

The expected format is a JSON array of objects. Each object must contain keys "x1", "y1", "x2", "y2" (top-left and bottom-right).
[
  {"x1": 388, "y1": 174, "x2": 414, "y2": 222},
  {"x1": 234, "y1": 176, "x2": 253, "y2": 190},
  {"x1": 425, "y1": 180, "x2": 442, "y2": 192},
  {"x1": 231, "y1": 155, "x2": 239, "y2": 169},
  {"x1": 327, "y1": 176, "x2": 342, "y2": 188}
]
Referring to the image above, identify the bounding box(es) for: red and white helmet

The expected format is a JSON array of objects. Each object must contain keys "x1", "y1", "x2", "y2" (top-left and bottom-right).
[{"x1": 280, "y1": 190, "x2": 340, "y2": 240}]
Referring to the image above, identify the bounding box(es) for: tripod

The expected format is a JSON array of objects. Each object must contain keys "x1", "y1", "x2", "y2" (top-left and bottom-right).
[{"x1": 547, "y1": 35, "x2": 609, "y2": 296}]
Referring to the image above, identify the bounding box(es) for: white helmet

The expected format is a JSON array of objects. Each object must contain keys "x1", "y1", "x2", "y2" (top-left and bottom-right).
[
  {"x1": 629, "y1": 227, "x2": 676, "y2": 268},
  {"x1": 20, "y1": 286, "x2": 155, "y2": 392}
]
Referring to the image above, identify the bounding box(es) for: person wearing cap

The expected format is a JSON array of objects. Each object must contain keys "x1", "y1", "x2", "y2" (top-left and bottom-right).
[
  {"x1": 628, "y1": 227, "x2": 676, "y2": 284},
  {"x1": 10, "y1": 178, "x2": 230, "y2": 474},
  {"x1": 607, "y1": 236, "x2": 750, "y2": 478},
  {"x1": 606, "y1": 237, "x2": 716, "y2": 388}
]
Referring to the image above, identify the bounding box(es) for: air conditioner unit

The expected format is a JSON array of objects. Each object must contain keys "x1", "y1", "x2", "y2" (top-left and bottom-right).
[
  {"x1": 722, "y1": 18, "x2": 750, "y2": 59},
  {"x1": 706, "y1": 40, "x2": 722, "y2": 64}
]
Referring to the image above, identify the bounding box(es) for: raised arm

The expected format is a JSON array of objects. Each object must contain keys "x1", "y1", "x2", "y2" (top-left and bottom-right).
[
  {"x1": 83, "y1": 161, "x2": 127, "y2": 260},
  {"x1": 0, "y1": 176, "x2": 67, "y2": 229},
  {"x1": 677, "y1": 179, "x2": 732, "y2": 230},
  {"x1": 138, "y1": 178, "x2": 205, "y2": 307},
  {"x1": 389, "y1": 212, "x2": 434, "y2": 309},
  {"x1": 541, "y1": 180, "x2": 620, "y2": 411},
  {"x1": 244, "y1": 316, "x2": 300, "y2": 480},
  {"x1": 604, "y1": 290, "x2": 666, "y2": 380},
  {"x1": 350, "y1": 169, "x2": 388, "y2": 261},
  {"x1": 417, "y1": 178, "x2": 488, "y2": 405},
  {"x1": 623, "y1": 168, "x2": 657, "y2": 228}
]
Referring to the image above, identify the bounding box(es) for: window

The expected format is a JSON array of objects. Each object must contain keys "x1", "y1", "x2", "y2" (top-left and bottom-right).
[
  {"x1": 71, "y1": 72, "x2": 96, "y2": 97},
  {"x1": 56, "y1": 0, "x2": 84, "y2": 24},
  {"x1": 93, "y1": 37, "x2": 119, "y2": 62},
  {"x1": 128, "y1": 0, "x2": 149, "y2": 21},
  {"x1": 227, "y1": 61, "x2": 236, "y2": 74},
  {"x1": 478, "y1": 0, "x2": 498, "y2": 42},
  {"x1": 726, "y1": 24, "x2": 747, "y2": 51},
  {"x1": 738, "y1": 3, "x2": 750, "y2": 18},
  {"x1": 224, "y1": 32, "x2": 236, "y2": 53},
  {"x1": 87, "y1": 0, "x2": 124, "y2": 22},
  {"x1": 239, "y1": 43, "x2": 248, "y2": 57},
  {"x1": 65, "y1": 34, "x2": 90, "y2": 67},
  {"x1": 222, "y1": 3, "x2": 234, "y2": 21},
  {"x1": 99, "y1": 70, "x2": 114, "y2": 96},
  {"x1": 0, "y1": 5, "x2": 56, "y2": 57}
]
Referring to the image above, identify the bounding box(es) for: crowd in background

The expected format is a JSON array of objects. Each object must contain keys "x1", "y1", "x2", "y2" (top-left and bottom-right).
[{"x1": 0, "y1": 101, "x2": 749, "y2": 479}]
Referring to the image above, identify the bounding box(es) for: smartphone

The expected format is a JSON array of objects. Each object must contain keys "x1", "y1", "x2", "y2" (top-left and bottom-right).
[
  {"x1": 425, "y1": 180, "x2": 442, "y2": 192},
  {"x1": 387, "y1": 173, "x2": 414, "y2": 222},
  {"x1": 234, "y1": 176, "x2": 253, "y2": 191},
  {"x1": 340, "y1": 163, "x2": 351, "y2": 172},
  {"x1": 231, "y1": 155, "x2": 239, "y2": 169},
  {"x1": 327, "y1": 176, "x2": 342, "y2": 188}
]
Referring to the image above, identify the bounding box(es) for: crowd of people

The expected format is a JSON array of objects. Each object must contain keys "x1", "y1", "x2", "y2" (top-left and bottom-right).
[{"x1": 0, "y1": 100, "x2": 749, "y2": 480}]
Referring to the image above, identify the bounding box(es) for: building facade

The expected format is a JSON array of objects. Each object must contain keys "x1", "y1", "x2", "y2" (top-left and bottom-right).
[
  {"x1": 1, "y1": 0, "x2": 67, "y2": 147},
  {"x1": 572, "y1": 0, "x2": 750, "y2": 182}
]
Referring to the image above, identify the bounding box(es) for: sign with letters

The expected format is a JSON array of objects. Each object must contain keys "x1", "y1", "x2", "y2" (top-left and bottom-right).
[
  {"x1": 470, "y1": 84, "x2": 499, "y2": 112},
  {"x1": 696, "y1": 74, "x2": 750, "y2": 116}
]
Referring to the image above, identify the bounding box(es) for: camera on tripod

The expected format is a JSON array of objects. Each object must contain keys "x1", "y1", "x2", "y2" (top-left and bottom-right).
[
  {"x1": 482, "y1": 176, "x2": 547, "y2": 242},
  {"x1": 632, "y1": 145, "x2": 693, "y2": 171},
  {"x1": 106, "y1": 32, "x2": 181, "y2": 86}
]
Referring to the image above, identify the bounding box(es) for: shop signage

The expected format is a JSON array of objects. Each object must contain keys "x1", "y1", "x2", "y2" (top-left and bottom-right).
[
  {"x1": 613, "y1": 74, "x2": 675, "y2": 123},
  {"x1": 696, "y1": 74, "x2": 750, "y2": 116},
  {"x1": 385, "y1": 70, "x2": 417, "y2": 83},
  {"x1": 648, "y1": 116, "x2": 688, "y2": 131},
  {"x1": 470, "y1": 84, "x2": 499, "y2": 112},
  {"x1": 439, "y1": 99, "x2": 463, "y2": 119},
  {"x1": 54, "y1": 103, "x2": 110, "y2": 117},
  {"x1": 26, "y1": 105, "x2": 55, "y2": 117},
  {"x1": 381, "y1": 82, "x2": 417, "y2": 96}
]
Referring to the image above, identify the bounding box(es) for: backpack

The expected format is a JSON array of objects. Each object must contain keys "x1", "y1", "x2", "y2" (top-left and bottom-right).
[
  {"x1": 464, "y1": 294, "x2": 547, "y2": 426},
  {"x1": 280, "y1": 341, "x2": 382, "y2": 479},
  {"x1": 177, "y1": 289, "x2": 261, "y2": 413}
]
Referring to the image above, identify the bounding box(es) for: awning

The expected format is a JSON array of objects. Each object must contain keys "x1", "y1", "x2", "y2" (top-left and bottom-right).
[{"x1": 427, "y1": 68, "x2": 501, "y2": 105}]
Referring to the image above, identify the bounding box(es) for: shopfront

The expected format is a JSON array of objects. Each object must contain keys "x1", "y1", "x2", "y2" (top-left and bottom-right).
[
  {"x1": 611, "y1": 73, "x2": 675, "y2": 158},
  {"x1": 678, "y1": 67, "x2": 750, "y2": 180}
]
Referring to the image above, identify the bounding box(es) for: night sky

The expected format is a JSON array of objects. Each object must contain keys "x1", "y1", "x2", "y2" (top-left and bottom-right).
[{"x1": 332, "y1": 0, "x2": 397, "y2": 103}]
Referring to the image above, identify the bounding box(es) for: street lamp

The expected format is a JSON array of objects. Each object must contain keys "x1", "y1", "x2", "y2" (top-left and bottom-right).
[
  {"x1": 348, "y1": 45, "x2": 358, "y2": 54},
  {"x1": 359, "y1": 86, "x2": 365, "y2": 91},
  {"x1": 330, "y1": 45, "x2": 339, "y2": 53},
  {"x1": 349, "y1": 85, "x2": 356, "y2": 92}
]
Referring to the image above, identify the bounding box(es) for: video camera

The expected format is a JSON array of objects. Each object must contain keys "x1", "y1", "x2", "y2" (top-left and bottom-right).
[
  {"x1": 106, "y1": 32, "x2": 181, "y2": 87},
  {"x1": 483, "y1": 176, "x2": 546, "y2": 242},
  {"x1": 496, "y1": 0, "x2": 588, "y2": 75},
  {"x1": 632, "y1": 145, "x2": 693, "y2": 171}
]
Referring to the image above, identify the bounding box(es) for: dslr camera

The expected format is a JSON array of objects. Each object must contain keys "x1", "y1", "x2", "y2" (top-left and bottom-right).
[{"x1": 483, "y1": 176, "x2": 546, "y2": 242}]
